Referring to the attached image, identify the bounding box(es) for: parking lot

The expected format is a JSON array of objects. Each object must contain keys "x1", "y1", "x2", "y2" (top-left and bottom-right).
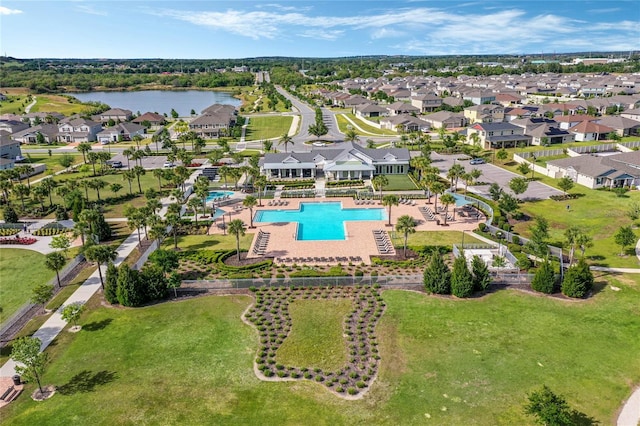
[
  {"x1": 431, "y1": 153, "x2": 562, "y2": 200},
  {"x1": 108, "y1": 154, "x2": 172, "y2": 170}
]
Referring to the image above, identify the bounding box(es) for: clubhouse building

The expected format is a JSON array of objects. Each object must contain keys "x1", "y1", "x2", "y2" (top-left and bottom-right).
[{"x1": 259, "y1": 142, "x2": 410, "y2": 180}]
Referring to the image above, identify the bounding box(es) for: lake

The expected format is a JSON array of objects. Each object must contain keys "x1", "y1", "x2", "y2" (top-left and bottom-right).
[{"x1": 66, "y1": 90, "x2": 242, "y2": 117}]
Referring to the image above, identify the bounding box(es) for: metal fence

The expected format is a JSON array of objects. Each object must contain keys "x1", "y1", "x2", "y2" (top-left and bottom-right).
[{"x1": 0, "y1": 254, "x2": 85, "y2": 341}]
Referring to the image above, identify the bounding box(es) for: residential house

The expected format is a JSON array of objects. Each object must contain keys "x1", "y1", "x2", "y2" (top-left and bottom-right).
[
  {"x1": 547, "y1": 151, "x2": 640, "y2": 189},
  {"x1": 259, "y1": 142, "x2": 410, "y2": 181},
  {"x1": 342, "y1": 96, "x2": 371, "y2": 108},
  {"x1": 421, "y1": 111, "x2": 466, "y2": 129},
  {"x1": 411, "y1": 95, "x2": 443, "y2": 113},
  {"x1": 22, "y1": 112, "x2": 65, "y2": 125},
  {"x1": 494, "y1": 93, "x2": 524, "y2": 106},
  {"x1": 555, "y1": 115, "x2": 600, "y2": 130},
  {"x1": 463, "y1": 104, "x2": 505, "y2": 124},
  {"x1": 504, "y1": 106, "x2": 540, "y2": 121},
  {"x1": 97, "y1": 122, "x2": 146, "y2": 143},
  {"x1": 353, "y1": 103, "x2": 389, "y2": 119},
  {"x1": 466, "y1": 122, "x2": 532, "y2": 149},
  {"x1": 621, "y1": 108, "x2": 640, "y2": 122},
  {"x1": 0, "y1": 120, "x2": 29, "y2": 134},
  {"x1": 462, "y1": 90, "x2": 496, "y2": 105},
  {"x1": 132, "y1": 112, "x2": 166, "y2": 126},
  {"x1": 526, "y1": 123, "x2": 575, "y2": 145},
  {"x1": 385, "y1": 101, "x2": 420, "y2": 116},
  {"x1": 0, "y1": 130, "x2": 22, "y2": 169},
  {"x1": 189, "y1": 104, "x2": 237, "y2": 139},
  {"x1": 380, "y1": 115, "x2": 430, "y2": 133},
  {"x1": 99, "y1": 108, "x2": 133, "y2": 123},
  {"x1": 11, "y1": 124, "x2": 59, "y2": 144},
  {"x1": 596, "y1": 116, "x2": 640, "y2": 137},
  {"x1": 568, "y1": 121, "x2": 615, "y2": 141},
  {"x1": 57, "y1": 118, "x2": 102, "y2": 143},
  {"x1": 442, "y1": 96, "x2": 464, "y2": 109}
]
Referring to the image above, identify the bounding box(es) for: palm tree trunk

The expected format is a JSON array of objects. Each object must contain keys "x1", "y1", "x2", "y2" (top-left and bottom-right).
[
  {"x1": 20, "y1": 195, "x2": 25, "y2": 210},
  {"x1": 96, "y1": 189, "x2": 101, "y2": 201},
  {"x1": 48, "y1": 192, "x2": 53, "y2": 207},
  {"x1": 236, "y1": 238, "x2": 241, "y2": 261},
  {"x1": 173, "y1": 230, "x2": 178, "y2": 250},
  {"x1": 137, "y1": 176, "x2": 142, "y2": 194},
  {"x1": 97, "y1": 263, "x2": 104, "y2": 288},
  {"x1": 55, "y1": 270, "x2": 61, "y2": 288}
]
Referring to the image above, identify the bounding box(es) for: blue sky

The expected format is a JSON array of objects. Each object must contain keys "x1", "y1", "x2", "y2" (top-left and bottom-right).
[{"x1": 1, "y1": 1, "x2": 638, "y2": 58}]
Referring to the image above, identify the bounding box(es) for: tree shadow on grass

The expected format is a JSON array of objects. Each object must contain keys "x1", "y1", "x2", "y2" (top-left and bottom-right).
[
  {"x1": 57, "y1": 370, "x2": 118, "y2": 395},
  {"x1": 82, "y1": 318, "x2": 113, "y2": 332},
  {"x1": 570, "y1": 409, "x2": 600, "y2": 425}
]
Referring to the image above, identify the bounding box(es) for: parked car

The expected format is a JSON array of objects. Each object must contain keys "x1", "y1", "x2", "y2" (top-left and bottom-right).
[
  {"x1": 110, "y1": 161, "x2": 123, "y2": 168},
  {"x1": 163, "y1": 161, "x2": 175, "y2": 168},
  {"x1": 469, "y1": 158, "x2": 485, "y2": 165}
]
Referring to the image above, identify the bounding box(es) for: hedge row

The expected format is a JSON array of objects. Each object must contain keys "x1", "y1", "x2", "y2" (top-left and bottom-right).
[{"x1": 178, "y1": 249, "x2": 272, "y2": 272}]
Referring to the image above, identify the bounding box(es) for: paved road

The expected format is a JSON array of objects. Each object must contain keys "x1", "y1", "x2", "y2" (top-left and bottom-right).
[{"x1": 431, "y1": 153, "x2": 562, "y2": 201}]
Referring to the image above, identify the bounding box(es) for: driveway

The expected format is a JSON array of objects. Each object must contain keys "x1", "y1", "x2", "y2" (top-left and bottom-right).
[{"x1": 431, "y1": 153, "x2": 562, "y2": 201}]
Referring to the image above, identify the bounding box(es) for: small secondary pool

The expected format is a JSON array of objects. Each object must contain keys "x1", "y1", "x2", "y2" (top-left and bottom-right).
[
  {"x1": 254, "y1": 202, "x2": 385, "y2": 241},
  {"x1": 449, "y1": 192, "x2": 476, "y2": 207},
  {"x1": 206, "y1": 191, "x2": 234, "y2": 202}
]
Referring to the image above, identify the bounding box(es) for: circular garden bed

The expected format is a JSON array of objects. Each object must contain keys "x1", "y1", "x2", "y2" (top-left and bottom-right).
[{"x1": 244, "y1": 285, "x2": 386, "y2": 399}]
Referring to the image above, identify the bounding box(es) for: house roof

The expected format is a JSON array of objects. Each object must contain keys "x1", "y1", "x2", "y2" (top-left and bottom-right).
[
  {"x1": 101, "y1": 108, "x2": 132, "y2": 116},
  {"x1": 554, "y1": 114, "x2": 599, "y2": 123},
  {"x1": 596, "y1": 116, "x2": 640, "y2": 130},
  {"x1": 201, "y1": 104, "x2": 237, "y2": 115},
  {"x1": 548, "y1": 151, "x2": 640, "y2": 179},
  {"x1": 97, "y1": 122, "x2": 145, "y2": 135},
  {"x1": 132, "y1": 112, "x2": 165, "y2": 123},
  {"x1": 471, "y1": 122, "x2": 522, "y2": 132},
  {"x1": 386, "y1": 101, "x2": 419, "y2": 112},
  {"x1": 354, "y1": 103, "x2": 388, "y2": 113},
  {"x1": 0, "y1": 130, "x2": 18, "y2": 146},
  {"x1": 568, "y1": 121, "x2": 614, "y2": 134}
]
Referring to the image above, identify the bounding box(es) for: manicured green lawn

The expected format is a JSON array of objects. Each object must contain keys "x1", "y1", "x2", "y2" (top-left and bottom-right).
[
  {"x1": 336, "y1": 114, "x2": 397, "y2": 136},
  {"x1": 245, "y1": 116, "x2": 293, "y2": 141},
  {"x1": 389, "y1": 230, "x2": 484, "y2": 248},
  {"x1": 0, "y1": 95, "x2": 30, "y2": 114},
  {"x1": 0, "y1": 249, "x2": 55, "y2": 325},
  {"x1": 160, "y1": 233, "x2": 254, "y2": 252},
  {"x1": 3, "y1": 276, "x2": 639, "y2": 424},
  {"x1": 20, "y1": 153, "x2": 83, "y2": 176},
  {"x1": 31, "y1": 94, "x2": 91, "y2": 116},
  {"x1": 277, "y1": 298, "x2": 352, "y2": 371},
  {"x1": 378, "y1": 174, "x2": 418, "y2": 191}
]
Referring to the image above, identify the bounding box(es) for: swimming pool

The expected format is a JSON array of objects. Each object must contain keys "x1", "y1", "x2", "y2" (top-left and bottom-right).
[
  {"x1": 206, "y1": 191, "x2": 234, "y2": 202},
  {"x1": 254, "y1": 202, "x2": 385, "y2": 241}
]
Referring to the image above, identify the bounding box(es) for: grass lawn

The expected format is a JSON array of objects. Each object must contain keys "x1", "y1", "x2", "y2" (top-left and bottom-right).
[
  {"x1": 0, "y1": 95, "x2": 30, "y2": 114},
  {"x1": 277, "y1": 298, "x2": 352, "y2": 371},
  {"x1": 31, "y1": 94, "x2": 91, "y2": 116},
  {"x1": 20, "y1": 153, "x2": 83, "y2": 176},
  {"x1": 245, "y1": 116, "x2": 293, "y2": 141},
  {"x1": 3, "y1": 273, "x2": 639, "y2": 424},
  {"x1": 378, "y1": 174, "x2": 418, "y2": 191},
  {"x1": 389, "y1": 230, "x2": 484, "y2": 248},
  {"x1": 336, "y1": 114, "x2": 396, "y2": 137},
  {"x1": 0, "y1": 249, "x2": 55, "y2": 325},
  {"x1": 160, "y1": 233, "x2": 254, "y2": 252}
]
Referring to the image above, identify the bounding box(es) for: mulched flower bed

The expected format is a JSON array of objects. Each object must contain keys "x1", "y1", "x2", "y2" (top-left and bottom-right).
[
  {"x1": 0, "y1": 237, "x2": 37, "y2": 245},
  {"x1": 244, "y1": 285, "x2": 386, "y2": 398}
]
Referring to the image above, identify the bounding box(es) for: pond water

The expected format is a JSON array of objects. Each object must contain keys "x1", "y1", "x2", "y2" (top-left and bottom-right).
[{"x1": 66, "y1": 90, "x2": 241, "y2": 117}]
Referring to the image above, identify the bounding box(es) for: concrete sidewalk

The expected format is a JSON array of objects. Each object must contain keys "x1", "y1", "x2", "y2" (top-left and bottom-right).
[{"x1": 0, "y1": 229, "x2": 140, "y2": 377}]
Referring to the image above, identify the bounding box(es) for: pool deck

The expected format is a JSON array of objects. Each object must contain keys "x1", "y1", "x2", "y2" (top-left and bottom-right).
[{"x1": 207, "y1": 197, "x2": 484, "y2": 265}]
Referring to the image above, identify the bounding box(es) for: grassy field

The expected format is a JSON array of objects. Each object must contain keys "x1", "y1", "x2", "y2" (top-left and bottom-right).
[
  {"x1": 336, "y1": 114, "x2": 397, "y2": 137},
  {"x1": 31, "y1": 95, "x2": 91, "y2": 116},
  {"x1": 0, "y1": 95, "x2": 31, "y2": 114},
  {"x1": 20, "y1": 153, "x2": 83, "y2": 176},
  {"x1": 245, "y1": 116, "x2": 293, "y2": 141},
  {"x1": 378, "y1": 174, "x2": 418, "y2": 191},
  {"x1": 2, "y1": 273, "x2": 639, "y2": 424},
  {"x1": 0, "y1": 249, "x2": 55, "y2": 325},
  {"x1": 277, "y1": 298, "x2": 352, "y2": 371},
  {"x1": 389, "y1": 230, "x2": 485, "y2": 248},
  {"x1": 160, "y1": 233, "x2": 254, "y2": 252}
]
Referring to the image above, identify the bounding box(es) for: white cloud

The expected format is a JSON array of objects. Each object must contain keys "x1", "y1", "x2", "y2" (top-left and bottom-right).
[
  {"x1": 75, "y1": 4, "x2": 108, "y2": 16},
  {"x1": 152, "y1": 5, "x2": 640, "y2": 54},
  {"x1": 0, "y1": 6, "x2": 23, "y2": 15}
]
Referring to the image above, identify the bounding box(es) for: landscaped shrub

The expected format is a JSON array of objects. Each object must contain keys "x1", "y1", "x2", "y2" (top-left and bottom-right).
[
  {"x1": 531, "y1": 260, "x2": 556, "y2": 294},
  {"x1": 0, "y1": 228, "x2": 20, "y2": 236},
  {"x1": 478, "y1": 223, "x2": 487, "y2": 232},
  {"x1": 511, "y1": 235, "x2": 521, "y2": 245},
  {"x1": 0, "y1": 237, "x2": 36, "y2": 245},
  {"x1": 423, "y1": 252, "x2": 451, "y2": 294},
  {"x1": 3, "y1": 206, "x2": 19, "y2": 223},
  {"x1": 451, "y1": 255, "x2": 474, "y2": 298},
  {"x1": 561, "y1": 259, "x2": 593, "y2": 298}
]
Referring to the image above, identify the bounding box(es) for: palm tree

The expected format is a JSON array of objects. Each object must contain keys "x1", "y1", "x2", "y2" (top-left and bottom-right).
[
  {"x1": 110, "y1": 183, "x2": 123, "y2": 197},
  {"x1": 131, "y1": 149, "x2": 146, "y2": 167},
  {"x1": 146, "y1": 198, "x2": 162, "y2": 215},
  {"x1": 132, "y1": 166, "x2": 145, "y2": 194},
  {"x1": 90, "y1": 179, "x2": 106, "y2": 201},
  {"x1": 254, "y1": 175, "x2": 268, "y2": 206},
  {"x1": 79, "y1": 180, "x2": 91, "y2": 201},
  {"x1": 372, "y1": 175, "x2": 388, "y2": 202},
  {"x1": 44, "y1": 251, "x2": 66, "y2": 288},
  {"x1": 84, "y1": 245, "x2": 117, "y2": 289},
  {"x1": 431, "y1": 181, "x2": 446, "y2": 213},
  {"x1": 77, "y1": 142, "x2": 92, "y2": 164},
  {"x1": 79, "y1": 208, "x2": 100, "y2": 239},
  {"x1": 87, "y1": 152, "x2": 99, "y2": 176},
  {"x1": 175, "y1": 166, "x2": 190, "y2": 191},
  {"x1": 243, "y1": 195, "x2": 258, "y2": 228},
  {"x1": 13, "y1": 183, "x2": 30, "y2": 210},
  {"x1": 344, "y1": 129, "x2": 359, "y2": 143},
  {"x1": 395, "y1": 215, "x2": 417, "y2": 257},
  {"x1": 132, "y1": 133, "x2": 143, "y2": 149},
  {"x1": 31, "y1": 185, "x2": 47, "y2": 211},
  {"x1": 165, "y1": 212, "x2": 181, "y2": 250},
  {"x1": 16, "y1": 165, "x2": 35, "y2": 188},
  {"x1": 124, "y1": 206, "x2": 144, "y2": 246},
  {"x1": 439, "y1": 193, "x2": 456, "y2": 225},
  {"x1": 122, "y1": 170, "x2": 136, "y2": 195},
  {"x1": 153, "y1": 168, "x2": 164, "y2": 191},
  {"x1": 218, "y1": 165, "x2": 230, "y2": 188},
  {"x1": 187, "y1": 197, "x2": 202, "y2": 225},
  {"x1": 382, "y1": 194, "x2": 399, "y2": 227},
  {"x1": 41, "y1": 177, "x2": 57, "y2": 207},
  {"x1": 73, "y1": 220, "x2": 89, "y2": 246},
  {"x1": 278, "y1": 133, "x2": 293, "y2": 153},
  {"x1": 122, "y1": 148, "x2": 135, "y2": 169},
  {"x1": 228, "y1": 219, "x2": 246, "y2": 261},
  {"x1": 447, "y1": 163, "x2": 466, "y2": 190},
  {"x1": 0, "y1": 178, "x2": 13, "y2": 204}
]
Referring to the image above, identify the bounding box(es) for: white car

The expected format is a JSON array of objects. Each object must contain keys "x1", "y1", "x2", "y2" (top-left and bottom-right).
[{"x1": 163, "y1": 161, "x2": 175, "y2": 168}]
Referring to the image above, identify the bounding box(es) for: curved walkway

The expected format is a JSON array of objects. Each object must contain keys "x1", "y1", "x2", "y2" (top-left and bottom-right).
[
  {"x1": 617, "y1": 386, "x2": 640, "y2": 426},
  {"x1": 24, "y1": 96, "x2": 37, "y2": 113}
]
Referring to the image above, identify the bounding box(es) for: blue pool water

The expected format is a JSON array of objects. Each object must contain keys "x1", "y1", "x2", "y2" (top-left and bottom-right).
[
  {"x1": 254, "y1": 202, "x2": 385, "y2": 241},
  {"x1": 449, "y1": 192, "x2": 475, "y2": 207},
  {"x1": 206, "y1": 191, "x2": 234, "y2": 202}
]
